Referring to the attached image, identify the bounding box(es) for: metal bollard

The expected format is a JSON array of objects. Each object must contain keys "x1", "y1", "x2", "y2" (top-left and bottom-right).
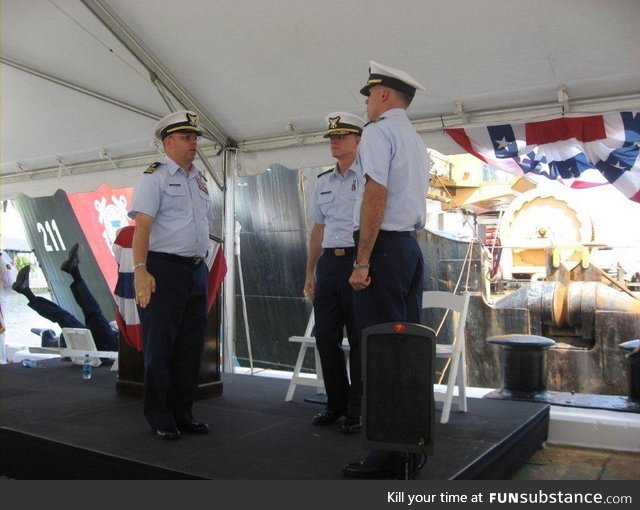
[
  {"x1": 619, "y1": 339, "x2": 640, "y2": 404},
  {"x1": 487, "y1": 334, "x2": 556, "y2": 398}
]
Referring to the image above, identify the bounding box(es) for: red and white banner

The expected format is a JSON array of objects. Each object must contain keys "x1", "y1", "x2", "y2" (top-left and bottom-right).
[{"x1": 112, "y1": 226, "x2": 143, "y2": 351}]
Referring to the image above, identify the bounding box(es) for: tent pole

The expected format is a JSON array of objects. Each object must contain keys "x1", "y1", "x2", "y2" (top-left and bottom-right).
[
  {"x1": 235, "y1": 219, "x2": 255, "y2": 375},
  {"x1": 82, "y1": 0, "x2": 230, "y2": 147},
  {"x1": 222, "y1": 149, "x2": 237, "y2": 373}
]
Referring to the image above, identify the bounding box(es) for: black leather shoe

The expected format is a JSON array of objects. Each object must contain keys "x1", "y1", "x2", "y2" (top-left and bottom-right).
[
  {"x1": 342, "y1": 461, "x2": 396, "y2": 479},
  {"x1": 60, "y1": 243, "x2": 79, "y2": 274},
  {"x1": 312, "y1": 409, "x2": 346, "y2": 426},
  {"x1": 341, "y1": 416, "x2": 362, "y2": 434},
  {"x1": 156, "y1": 427, "x2": 181, "y2": 440},
  {"x1": 178, "y1": 421, "x2": 209, "y2": 434},
  {"x1": 12, "y1": 265, "x2": 31, "y2": 294}
]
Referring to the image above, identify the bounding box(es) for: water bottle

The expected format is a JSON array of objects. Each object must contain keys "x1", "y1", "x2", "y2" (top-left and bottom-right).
[
  {"x1": 22, "y1": 358, "x2": 37, "y2": 368},
  {"x1": 83, "y1": 354, "x2": 92, "y2": 380}
]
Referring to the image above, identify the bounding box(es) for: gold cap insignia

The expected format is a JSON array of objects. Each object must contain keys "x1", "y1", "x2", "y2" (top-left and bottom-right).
[{"x1": 187, "y1": 113, "x2": 199, "y2": 127}]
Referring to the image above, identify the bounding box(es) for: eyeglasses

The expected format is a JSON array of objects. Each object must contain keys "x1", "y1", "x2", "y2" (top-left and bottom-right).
[{"x1": 170, "y1": 133, "x2": 201, "y2": 143}]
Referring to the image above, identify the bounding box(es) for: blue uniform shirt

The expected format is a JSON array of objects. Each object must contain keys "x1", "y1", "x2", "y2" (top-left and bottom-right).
[
  {"x1": 308, "y1": 163, "x2": 363, "y2": 248},
  {"x1": 354, "y1": 108, "x2": 429, "y2": 231},
  {"x1": 129, "y1": 157, "x2": 213, "y2": 257}
]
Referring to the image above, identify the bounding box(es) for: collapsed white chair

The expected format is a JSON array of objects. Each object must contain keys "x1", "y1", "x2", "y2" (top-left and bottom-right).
[
  {"x1": 422, "y1": 290, "x2": 471, "y2": 423},
  {"x1": 60, "y1": 327, "x2": 118, "y2": 371}
]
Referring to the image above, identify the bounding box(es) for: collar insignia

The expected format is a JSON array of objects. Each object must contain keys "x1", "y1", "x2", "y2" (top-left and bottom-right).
[{"x1": 196, "y1": 175, "x2": 209, "y2": 195}]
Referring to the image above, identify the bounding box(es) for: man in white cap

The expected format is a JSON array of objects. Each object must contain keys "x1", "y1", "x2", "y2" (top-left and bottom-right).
[
  {"x1": 0, "y1": 244, "x2": 17, "y2": 364},
  {"x1": 343, "y1": 62, "x2": 430, "y2": 478},
  {"x1": 304, "y1": 112, "x2": 365, "y2": 433},
  {"x1": 129, "y1": 110, "x2": 213, "y2": 440}
]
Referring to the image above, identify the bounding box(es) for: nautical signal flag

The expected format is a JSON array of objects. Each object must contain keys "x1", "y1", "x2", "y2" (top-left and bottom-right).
[{"x1": 445, "y1": 111, "x2": 640, "y2": 203}]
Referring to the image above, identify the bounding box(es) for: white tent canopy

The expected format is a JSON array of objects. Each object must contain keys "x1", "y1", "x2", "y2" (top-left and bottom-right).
[
  {"x1": 2, "y1": 0, "x2": 640, "y2": 200},
  {"x1": 3, "y1": 0, "x2": 640, "y2": 372}
]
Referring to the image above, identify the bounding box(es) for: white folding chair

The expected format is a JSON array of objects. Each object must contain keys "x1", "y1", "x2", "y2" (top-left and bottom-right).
[
  {"x1": 285, "y1": 311, "x2": 324, "y2": 401},
  {"x1": 60, "y1": 327, "x2": 118, "y2": 370},
  {"x1": 285, "y1": 310, "x2": 349, "y2": 402},
  {"x1": 422, "y1": 291, "x2": 471, "y2": 423}
]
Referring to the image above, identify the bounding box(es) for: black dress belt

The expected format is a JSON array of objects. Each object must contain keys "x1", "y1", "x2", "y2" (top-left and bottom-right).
[
  {"x1": 148, "y1": 251, "x2": 204, "y2": 266},
  {"x1": 323, "y1": 247, "x2": 355, "y2": 257},
  {"x1": 353, "y1": 230, "x2": 416, "y2": 242}
]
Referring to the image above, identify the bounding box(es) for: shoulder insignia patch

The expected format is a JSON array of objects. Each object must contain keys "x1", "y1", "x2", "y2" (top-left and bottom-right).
[{"x1": 144, "y1": 162, "x2": 161, "y2": 174}]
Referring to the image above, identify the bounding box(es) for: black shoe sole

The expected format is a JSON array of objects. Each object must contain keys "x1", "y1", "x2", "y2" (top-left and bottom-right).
[
  {"x1": 312, "y1": 411, "x2": 346, "y2": 426},
  {"x1": 12, "y1": 265, "x2": 31, "y2": 293},
  {"x1": 156, "y1": 430, "x2": 181, "y2": 440}
]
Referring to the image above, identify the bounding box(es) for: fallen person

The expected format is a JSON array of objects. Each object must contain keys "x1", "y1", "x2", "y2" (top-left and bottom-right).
[{"x1": 12, "y1": 243, "x2": 118, "y2": 352}]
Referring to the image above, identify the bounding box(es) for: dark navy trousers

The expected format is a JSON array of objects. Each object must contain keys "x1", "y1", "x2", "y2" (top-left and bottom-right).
[
  {"x1": 138, "y1": 254, "x2": 208, "y2": 431},
  {"x1": 28, "y1": 279, "x2": 118, "y2": 351},
  {"x1": 314, "y1": 250, "x2": 361, "y2": 417},
  {"x1": 352, "y1": 231, "x2": 424, "y2": 334},
  {"x1": 352, "y1": 230, "x2": 425, "y2": 472}
]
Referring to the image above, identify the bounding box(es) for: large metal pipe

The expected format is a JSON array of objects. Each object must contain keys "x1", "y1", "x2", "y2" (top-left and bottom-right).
[{"x1": 493, "y1": 281, "x2": 566, "y2": 327}]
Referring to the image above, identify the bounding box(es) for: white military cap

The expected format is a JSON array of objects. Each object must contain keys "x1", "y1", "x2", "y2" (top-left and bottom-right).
[
  {"x1": 154, "y1": 110, "x2": 203, "y2": 141},
  {"x1": 324, "y1": 112, "x2": 366, "y2": 138},
  {"x1": 360, "y1": 60, "x2": 425, "y2": 97}
]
